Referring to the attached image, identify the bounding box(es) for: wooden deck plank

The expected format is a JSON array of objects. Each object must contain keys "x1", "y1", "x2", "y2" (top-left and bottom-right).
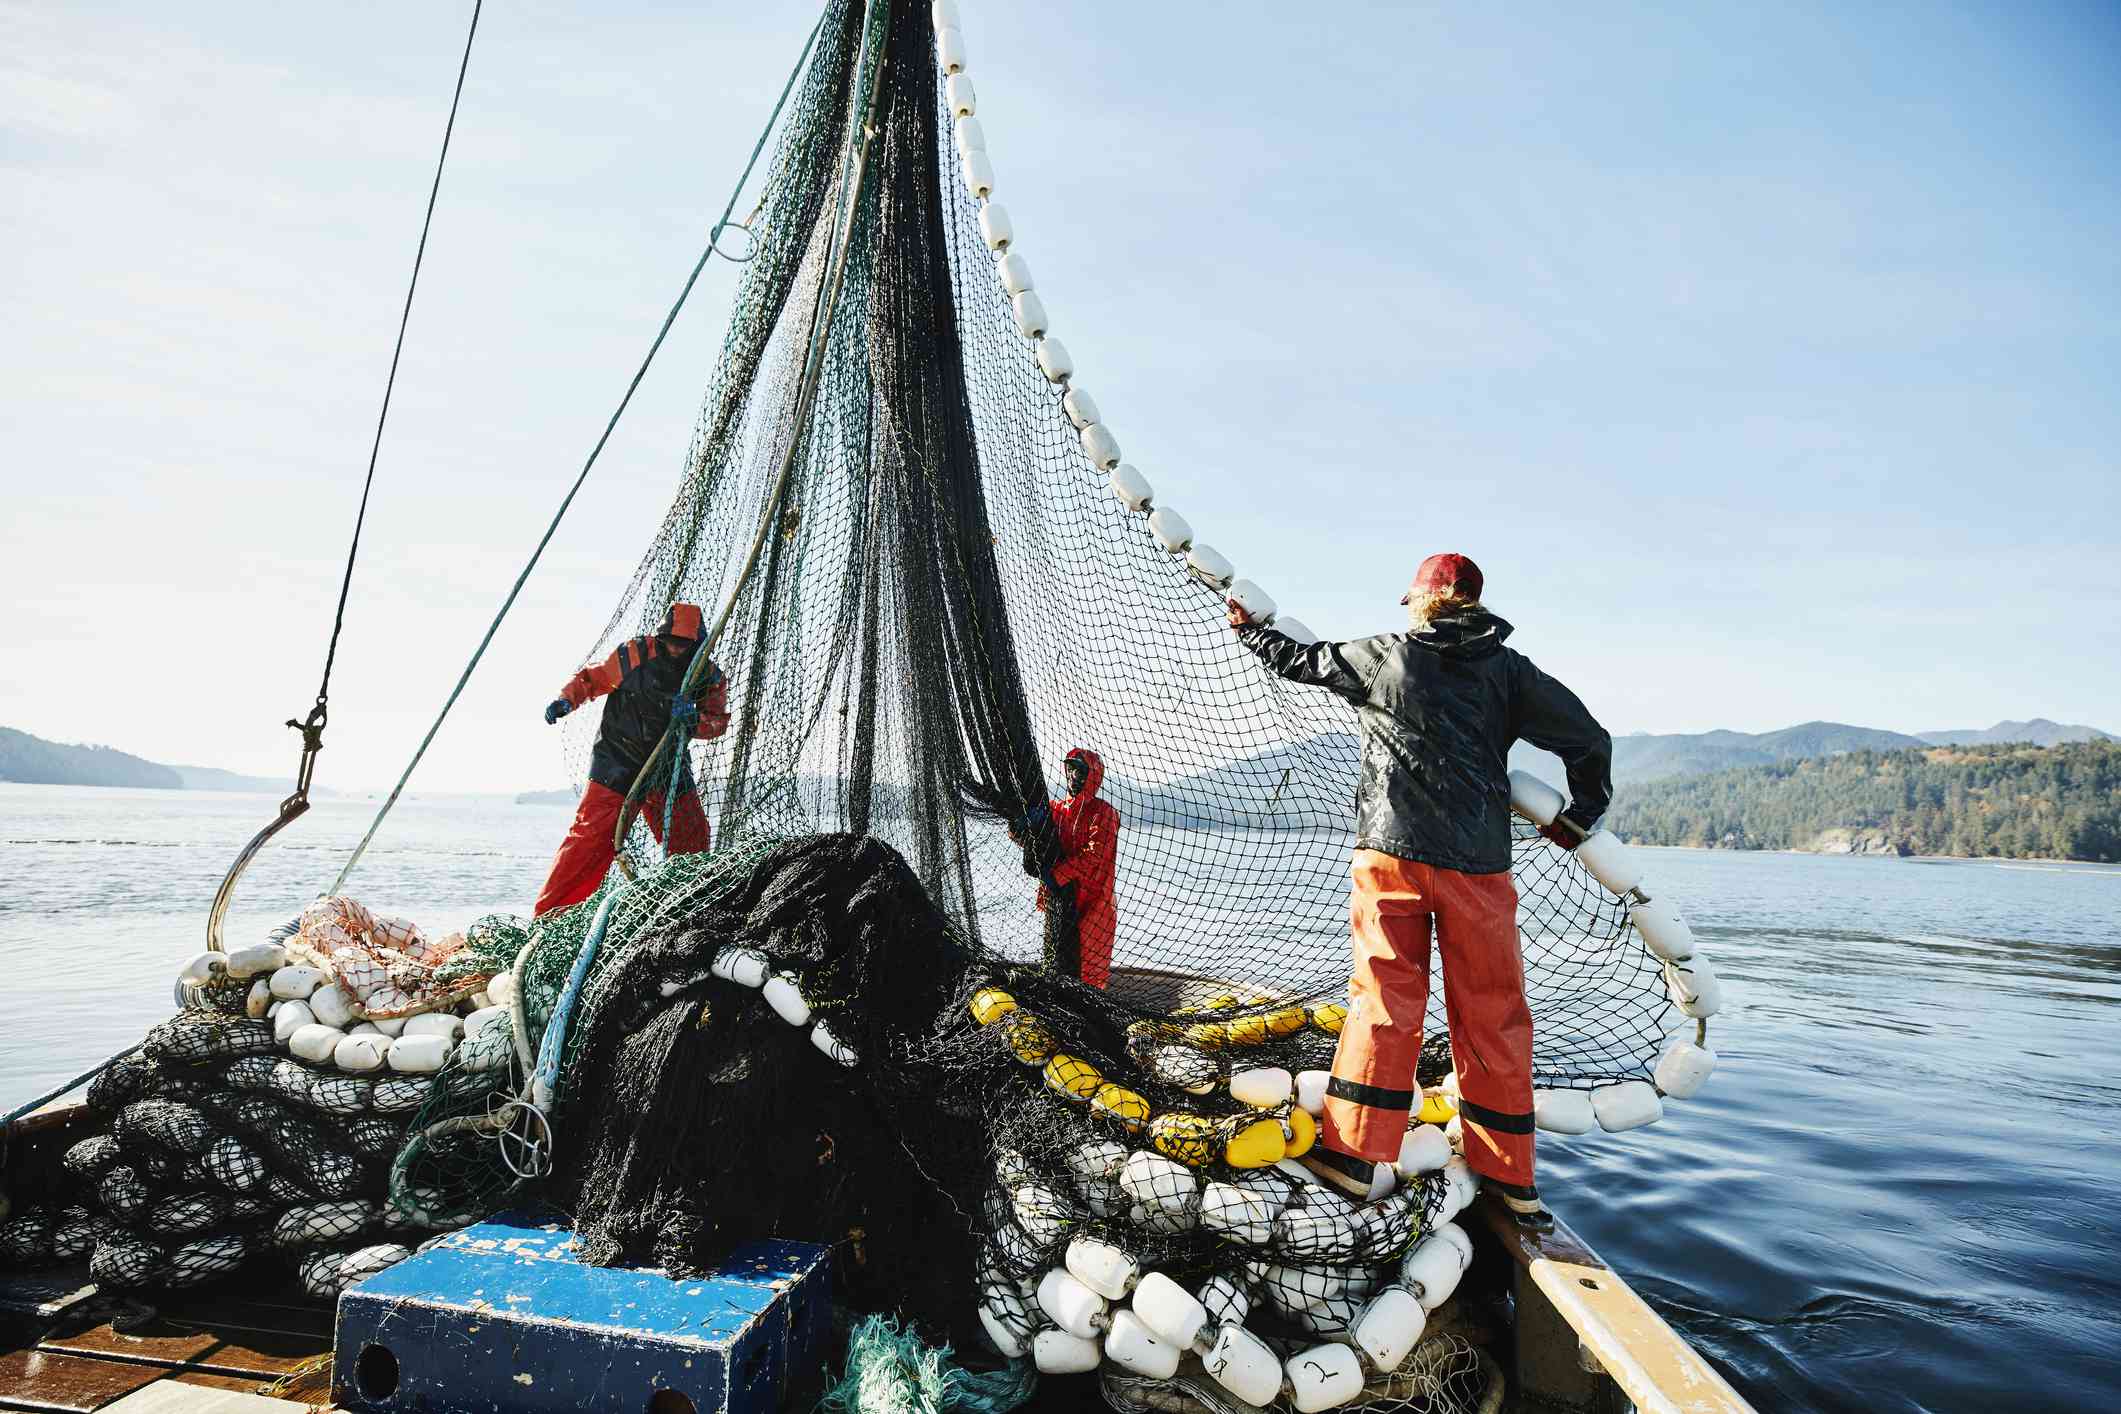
[
  {"x1": 37, "y1": 1320, "x2": 323, "y2": 1381},
  {"x1": 0, "y1": 1348, "x2": 166, "y2": 1414}
]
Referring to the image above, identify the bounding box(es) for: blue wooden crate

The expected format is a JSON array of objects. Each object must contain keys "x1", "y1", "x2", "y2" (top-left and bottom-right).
[{"x1": 333, "y1": 1210, "x2": 831, "y2": 1414}]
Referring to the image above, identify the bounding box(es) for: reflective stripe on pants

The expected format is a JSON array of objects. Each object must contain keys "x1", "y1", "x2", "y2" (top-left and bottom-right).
[{"x1": 1321, "y1": 849, "x2": 1536, "y2": 1188}]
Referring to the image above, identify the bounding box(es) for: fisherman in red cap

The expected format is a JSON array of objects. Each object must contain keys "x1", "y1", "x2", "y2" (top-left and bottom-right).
[{"x1": 1228, "y1": 554, "x2": 1611, "y2": 1228}]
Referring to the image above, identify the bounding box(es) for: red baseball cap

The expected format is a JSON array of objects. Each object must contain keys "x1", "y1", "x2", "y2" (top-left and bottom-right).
[{"x1": 1403, "y1": 553, "x2": 1483, "y2": 604}]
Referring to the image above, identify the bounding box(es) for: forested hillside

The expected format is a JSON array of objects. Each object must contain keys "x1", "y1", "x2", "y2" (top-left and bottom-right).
[
  {"x1": 0, "y1": 727, "x2": 181, "y2": 788},
  {"x1": 1607, "y1": 741, "x2": 2121, "y2": 861}
]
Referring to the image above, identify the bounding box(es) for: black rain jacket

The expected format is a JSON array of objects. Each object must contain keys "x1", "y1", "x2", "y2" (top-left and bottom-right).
[{"x1": 1239, "y1": 608, "x2": 1611, "y2": 875}]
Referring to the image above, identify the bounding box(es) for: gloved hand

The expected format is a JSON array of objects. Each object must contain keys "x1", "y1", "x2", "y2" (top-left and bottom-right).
[
  {"x1": 1226, "y1": 597, "x2": 1255, "y2": 629},
  {"x1": 544, "y1": 698, "x2": 573, "y2": 726},
  {"x1": 1539, "y1": 809, "x2": 1593, "y2": 851}
]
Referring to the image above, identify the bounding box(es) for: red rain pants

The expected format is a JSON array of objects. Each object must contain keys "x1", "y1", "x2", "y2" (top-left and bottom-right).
[
  {"x1": 1321, "y1": 849, "x2": 1537, "y2": 1196},
  {"x1": 532, "y1": 780, "x2": 710, "y2": 917}
]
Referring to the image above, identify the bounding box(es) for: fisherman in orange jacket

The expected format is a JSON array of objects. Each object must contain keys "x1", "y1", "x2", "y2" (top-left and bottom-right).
[
  {"x1": 1231, "y1": 555, "x2": 1611, "y2": 1228},
  {"x1": 532, "y1": 603, "x2": 731, "y2": 916},
  {"x1": 1037, "y1": 747, "x2": 1120, "y2": 989}
]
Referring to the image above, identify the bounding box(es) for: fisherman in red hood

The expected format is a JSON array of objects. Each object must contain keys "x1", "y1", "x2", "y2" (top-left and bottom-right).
[
  {"x1": 532, "y1": 603, "x2": 731, "y2": 916},
  {"x1": 1038, "y1": 747, "x2": 1120, "y2": 988}
]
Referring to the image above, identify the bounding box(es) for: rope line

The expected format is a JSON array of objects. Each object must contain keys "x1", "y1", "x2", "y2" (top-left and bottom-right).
[{"x1": 330, "y1": 9, "x2": 831, "y2": 893}]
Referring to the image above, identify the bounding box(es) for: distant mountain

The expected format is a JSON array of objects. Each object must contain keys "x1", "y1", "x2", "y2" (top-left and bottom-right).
[
  {"x1": 0, "y1": 727, "x2": 180, "y2": 789},
  {"x1": 1607, "y1": 740, "x2": 2121, "y2": 862},
  {"x1": 1916, "y1": 719, "x2": 2115, "y2": 748},
  {"x1": 173, "y1": 765, "x2": 303, "y2": 793},
  {"x1": 1511, "y1": 720, "x2": 1928, "y2": 787},
  {"x1": 0, "y1": 727, "x2": 333, "y2": 794}
]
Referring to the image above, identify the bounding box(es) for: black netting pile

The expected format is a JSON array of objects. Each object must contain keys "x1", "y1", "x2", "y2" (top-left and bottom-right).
[{"x1": 0, "y1": 946, "x2": 510, "y2": 1301}]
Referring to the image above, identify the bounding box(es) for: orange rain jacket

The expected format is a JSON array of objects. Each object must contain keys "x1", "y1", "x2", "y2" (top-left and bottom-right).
[
  {"x1": 559, "y1": 602, "x2": 731, "y2": 793},
  {"x1": 1046, "y1": 747, "x2": 1119, "y2": 988}
]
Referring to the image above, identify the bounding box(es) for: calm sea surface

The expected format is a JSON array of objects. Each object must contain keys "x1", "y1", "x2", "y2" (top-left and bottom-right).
[{"x1": 3, "y1": 782, "x2": 2117, "y2": 1411}]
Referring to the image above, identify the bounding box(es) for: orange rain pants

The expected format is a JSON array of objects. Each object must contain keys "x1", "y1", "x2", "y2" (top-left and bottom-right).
[
  {"x1": 1321, "y1": 849, "x2": 1537, "y2": 1198},
  {"x1": 532, "y1": 780, "x2": 710, "y2": 917}
]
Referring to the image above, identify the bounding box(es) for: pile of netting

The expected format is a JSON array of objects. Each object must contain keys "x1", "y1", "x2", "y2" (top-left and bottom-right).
[{"x1": 0, "y1": 900, "x2": 518, "y2": 1300}]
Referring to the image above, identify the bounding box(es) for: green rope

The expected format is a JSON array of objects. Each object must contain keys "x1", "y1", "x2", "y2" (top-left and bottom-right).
[
  {"x1": 820, "y1": 1315, "x2": 1037, "y2": 1414},
  {"x1": 330, "y1": 9, "x2": 830, "y2": 893}
]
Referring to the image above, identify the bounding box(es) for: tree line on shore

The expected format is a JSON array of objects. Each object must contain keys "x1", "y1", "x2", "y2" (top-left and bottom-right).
[{"x1": 1605, "y1": 740, "x2": 2121, "y2": 862}]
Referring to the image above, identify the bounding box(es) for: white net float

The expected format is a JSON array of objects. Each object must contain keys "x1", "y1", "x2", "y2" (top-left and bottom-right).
[
  {"x1": 1230, "y1": 1066, "x2": 1292, "y2": 1108},
  {"x1": 486, "y1": 969, "x2": 519, "y2": 1008},
  {"x1": 947, "y1": 73, "x2": 976, "y2": 117},
  {"x1": 709, "y1": 946, "x2": 768, "y2": 988},
  {"x1": 463, "y1": 1005, "x2": 506, "y2": 1039},
  {"x1": 1395, "y1": 1122, "x2": 1452, "y2": 1174},
  {"x1": 762, "y1": 973, "x2": 810, "y2": 1026},
  {"x1": 960, "y1": 149, "x2": 994, "y2": 199},
  {"x1": 1036, "y1": 1266, "x2": 1109, "y2": 1340},
  {"x1": 1061, "y1": 384, "x2": 1101, "y2": 430},
  {"x1": 1666, "y1": 956, "x2": 1723, "y2": 1018},
  {"x1": 245, "y1": 979, "x2": 273, "y2": 1019},
  {"x1": 1629, "y1": 893, "x2": 1697, "y2": 961},
  {"x1": 403, "y1": 1012, "x2": 463, "y2": 1041},
  {"x1": 1592, "y1": 1079, "x2": 1664, "y2": 1131},
  {"x1": 978, "y1": 1303, "x2": 1027, "y2": 1359},
  {"x1": 1038, "y1": 337, "x2": 1075, "y2": 384},
  {"x1": 1655, "y1": 1037, "x2": 1716, "y2": 1098},
  {"x1": 288, "y1": 1023, "x2": 344, "y2": 1064},
  {"x1": 1273, "y1": 614, "x2": 1319, "y2": 645},
  {"x1": 1130, "y1": 1270, "x2": 1209, "y2": 1348},
  {"x1": 1197, "y1": 1273, "x2": 1251, "y2": 1328},
  {"x1": 1078, "y1": 420, "x2": 1123, "y2": 469},
  {"x1": 271, "y1": 1001, "x2": 316, "y2": 1046},
  {"x1": 1287, "y1": 1340, "x2": 1365, "y2": 1412},
  {"x1": 1103, "y1": 1308, "x2": 1181, "y2": 1379},
  {"x1": 386, "y1": 1030, "x2": 451, "y2": 1072},
  {"x1": 1533, "y1": 1088, "x2": 1596, "y2": 1135},
  {"x1": 269, "y1": 966, "x2": 326, "y2": 1001},
  {"x1": 930, "y1": 0, "x2": 960, "y2": 29},
  {"x1": 1202, "y1": 1322, "x2": 1281, "y2": 1406},
  {"x1": 1012, "y1": 1183, "x2": 1071, "y2": 1245},
  {"x1": 308, "y1": 983, "x2": 356, "y2": 1029},
  {"x1": 1065, "y1": 1137, "x2": 1128, "y2": 1183},
  {"x1": 369, "y1": 1015, "x2": 408, "y2": 1037},
  {"x1": 810, "y1": 1022, "x2": 858, "y2": 1066},
  {"x1": 1031, "y1": 1327, "x2": 1101, "y2": 1374},
  {"x1": 348, "y1": 1021, "x2": 384, "y2": 1037},
  {"x1": 1198, "y1": 1181, "x2": 1276, "y2": 1245},
  {"x1": 1276, "y1": 1205, "x2": 1361, "y2": 1261},
  {"x1": 225, "y1": 942, "x2": 286, "y2": 980},
  {"x1": 1064, "y1": 1234, "x2": 1138, "y2": 1299},
  {"x1": 1226, "y1": 578, "x2": 1277, "y2": 624},
  {"x1": 1507, "y1": 769, "x2": 1565, "y2": 828},
  {"x1": 1573, "y1": 829, "x2": 1644, "y2": 895},
  {"x1": 332, "y1": 1033, "x2": 390, "y2": 1073},
  {"x1": 1119, "y1": 1150, "x2": 1198, "y2": 1215},
  {"x1": 1438, "y1": 1156, "x2": 1478, "y2": 1219},
  {"x1": 1399, "y1": 1223, "x2": 1471, "y2": 1311},
  {"x1": 1294, "y1": 1069, "x2": 1329, "y2": 1115},
  {"x1": 1109, "y1": 463, "x2": 1152, "y2": 512},
  {"x1": 178, "y1": 951, "x2": 227, "y2": 988},
  {"x1": 953, "y1": 114, "x2": 986, "y2": 156},
  {"x1": 1010, "y1": 291, "x2": 1047, "y2": 337},
  {"x1": 1148, "y1": 507, "x2": 1193, "y2": 553},
  {"x1": 977, "y1": 201, "x2": 1012, "y2": 251},
  {"x1": 1185, "y1": 543, "x2": 1235, "y2": 589},
  {"x1": 997, "y1": 250, "x2": 1033, "y2": 295},
  {"x1": 936, "y1": 25, "x2": 968, "y2": 74}
]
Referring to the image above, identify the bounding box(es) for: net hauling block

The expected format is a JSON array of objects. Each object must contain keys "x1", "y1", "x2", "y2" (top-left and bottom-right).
[{"x1": 333, "y1": 1209, "x2": 830, "y2": 1414}]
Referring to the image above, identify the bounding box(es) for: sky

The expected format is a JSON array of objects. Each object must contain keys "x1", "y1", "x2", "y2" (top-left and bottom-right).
[{"x1": 2, "y1": 0, "x2": 2117, "y2": 794}]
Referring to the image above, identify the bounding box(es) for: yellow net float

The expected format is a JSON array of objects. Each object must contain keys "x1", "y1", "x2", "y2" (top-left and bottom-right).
[
  {"x1": 1002, "y1": 1013, "x2": 1057, "y2": 1065},
  {"x1": 1043, "y1": 1053, "x2": 1103, "y2": 1102},
  {"x1": 1090, "y1": 1082, "x2": 1150, "y2": 1132},
  {"x1": 1309, "y1": 1002, "x2": 1347, "y2": 1035},
  {"x1": 1282, "y1": 1105, "x2": 1317, "y2": 1158},
  {"x1": 968, "y1": 987, "x2": 1016, "y2": 1026},
  {"x1": 1262, "y1": 1005, "x2": 1308, "y2": 1039},
  {"x1": 1147, "y1": 1112, "x2": 1217, "y2": 1167},
  {"x1": 1417, "y1": 1090, "x2": 1457, "y2": 1125},
  {"x1": 1222, "y1": 1013, "x2": 1270, "y2": 1046},
  {"x1": 1180, "y1": 1021, "x2": 1232, "y2": 1050},
  {"x1": 1222, "y1": 1116, "x2": 1287, "y2": 1169}
]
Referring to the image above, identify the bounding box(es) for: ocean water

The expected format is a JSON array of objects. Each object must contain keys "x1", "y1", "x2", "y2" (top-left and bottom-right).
[{"x1": 4, "y1": 782, "x2": 2119, "y2": 1411}]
